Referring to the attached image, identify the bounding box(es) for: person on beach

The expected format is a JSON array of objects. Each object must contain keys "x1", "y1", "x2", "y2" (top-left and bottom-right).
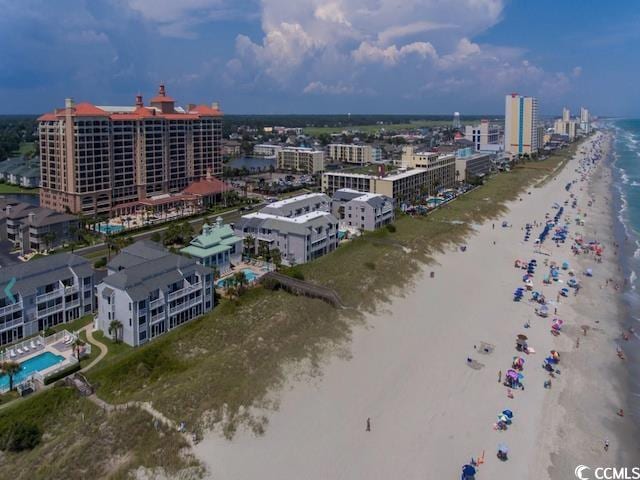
[
  {"x1": 366, "y1": 418, "x2": 371, "y2": 432},
  {"x1": 604, "y1": 439, "x2": 609, "y2": 452},
  {"x1": 498, "y1": 370, "x2": 502, "y2": 383}
]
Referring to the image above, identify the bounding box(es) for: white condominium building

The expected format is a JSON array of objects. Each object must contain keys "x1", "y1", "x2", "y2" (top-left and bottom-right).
[{"x1": 464, "y1": 120, "x2": 501, "y2": 152}]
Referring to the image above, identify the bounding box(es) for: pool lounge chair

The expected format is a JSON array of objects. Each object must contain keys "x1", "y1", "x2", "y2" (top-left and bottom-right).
[
  {"x1": 30, "y1": 340, "x2": 37, "y2": 350},
  {"x1": 16, "y1": 347, "x2": 23, "y2": 355},
  {"x1": 64, "y1": 335, "x2": 74, "y2": 345},
  {"x1": 9, "y1": 349, "x2": 16, "y2": 358},
  {"x1": 23, "y1": 344, "x2": 29, "y2": 352}
]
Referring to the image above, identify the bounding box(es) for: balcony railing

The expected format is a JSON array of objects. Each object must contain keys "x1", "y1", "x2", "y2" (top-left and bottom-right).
[
  {"x1": 36, "y1": 284, "x2": 79, "y2": 304},
  {"x1": 0, "y1": 300, "x2": 23, "y2": 317},
  {"x1": 0, "y1": 317, "x2": 25, "y2": 332},
  {"x1": 149, "y1": 298, "x2": 165, "y2": 310},
  {"x1": 168, "y1": 282, "x2": 202, "y2": 301},
  {"x1": 37, "y1": 303, "x2": 64, "y2": 318},
  {"x1": 169, "y1": 296, "x2": 202, "y2": 314}
]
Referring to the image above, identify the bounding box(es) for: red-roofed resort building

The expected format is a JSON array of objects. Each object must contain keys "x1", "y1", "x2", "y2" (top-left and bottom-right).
[{"x1": 38, "y1": 85, "x2": 223, "y2": 216}]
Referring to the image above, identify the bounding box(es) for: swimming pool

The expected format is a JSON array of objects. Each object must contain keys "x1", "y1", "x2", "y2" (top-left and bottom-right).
[
  {"x1": 217, "y1": 269, "x2": 258, "y2": 287},
  {"x1": 96, "y1": 224, "x2": 124, "y2": 234},
  {"x1": 0, "y1": 351, "x2": 65, "y2": 390}
]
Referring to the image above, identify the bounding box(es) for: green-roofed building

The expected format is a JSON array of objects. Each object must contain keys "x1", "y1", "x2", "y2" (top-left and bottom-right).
[{"x1": 181, "y1": 217, "x2": 243, "y2": 274}]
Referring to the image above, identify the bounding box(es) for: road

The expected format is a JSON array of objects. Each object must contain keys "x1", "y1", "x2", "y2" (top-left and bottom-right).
[{"x1": 75, "y1": 203, "x2": 264, "y2": 257}]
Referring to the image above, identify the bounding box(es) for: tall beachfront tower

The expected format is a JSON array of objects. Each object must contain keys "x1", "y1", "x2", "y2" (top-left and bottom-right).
[
  {"x1": 38, "y1": 85, "x2": 223, "y2": 216},
  {"x1": 504, "y1": 93, "x2": 539, "y2": 156},
  {"x1": 562, "y1": 107, "x2": 571, "y2": 122}
]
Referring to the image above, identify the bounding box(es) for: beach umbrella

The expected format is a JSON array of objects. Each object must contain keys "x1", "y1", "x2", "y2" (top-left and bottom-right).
[
  {"x1": 586, "y1": 268, "x2": 593, "y2": 276},
  {"x1": 498, "y1": 443, "x2": 509, "y2": 454},
  {"x1": 506, "y1": 370, "x2": 519, "y2": 379},
  {"x1": 502, "y1": 410, "x2": 513, "y2": 419},
  {"x1": 517, "y1": 334, "x2": 528, "y2": 340},
  {"x1": 462, "y1": 465, "x2": 476, "y2": 477}
]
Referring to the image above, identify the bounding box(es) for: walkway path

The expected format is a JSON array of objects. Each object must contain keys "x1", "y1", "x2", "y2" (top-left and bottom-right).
[{"x1": 79, "y1": 324, "x2": 108, "y2": 373}]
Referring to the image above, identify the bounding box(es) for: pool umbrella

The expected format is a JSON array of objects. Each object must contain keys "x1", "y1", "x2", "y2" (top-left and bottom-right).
[
  {"x1": 498, "y1": 443, "x2": 509, "y2": 454},
  {"x1": 502, "y1": 410, "x2": 513, "y2": 418}
]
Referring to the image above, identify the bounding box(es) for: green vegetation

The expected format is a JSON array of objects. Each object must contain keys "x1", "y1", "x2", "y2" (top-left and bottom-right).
[
  {"x1": 0, "y1": 116, "x2": 37, "y2": 160},
  {"x1": 0, "y1": 182, "x2": 38, "y2": 194},
  {"x1": 15, "y1": 142, "x2": 36, "y2": 157},
  {"x1": 4, "y1": 142, "x2": 581, "y2": 476},
  {"x1": 304, "y1": 120, "x2": 451, "y2": 136},
  {"x1": 49, "y1": 314, "x2": 93, "y2": 334},
  {"x1": 0, "y1": 387, "x2": 201, "y2": 479},
  {"x1": 43, "y1": 364, "x2": 81, "y2": 385}
]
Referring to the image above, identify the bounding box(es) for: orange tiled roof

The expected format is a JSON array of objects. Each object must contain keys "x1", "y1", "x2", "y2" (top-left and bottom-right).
[
  {"x1": 73, "y1": 102, "x2": 109, "y2": 116},
  {"x1": 183, "y1": 177, "x2": 230, "y2": 196},
  {"x1": 189, "y1": 104, "x2": 224, "y2": 117}
]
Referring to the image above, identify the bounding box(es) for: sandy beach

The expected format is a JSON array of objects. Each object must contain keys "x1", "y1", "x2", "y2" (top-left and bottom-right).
[{"x1": 195, "y1": 131, "x2": 639, "y2": 479}]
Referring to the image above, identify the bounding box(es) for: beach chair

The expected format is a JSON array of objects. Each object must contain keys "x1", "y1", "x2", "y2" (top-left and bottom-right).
[
  {"x1": 9, "y1": 349, "x2": 16, "y2": 359},
  {"x1": 16, "y1": 347, "x2": 23, "y2": 355},
  {"x1": 30, "y1": 340, "x2": 37, "y2": 350},
  {"x1": 23, "y1": 344, "x2": 30, "y2": 352}
]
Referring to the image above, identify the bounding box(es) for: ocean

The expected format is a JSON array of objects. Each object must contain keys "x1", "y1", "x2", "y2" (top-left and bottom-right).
[{"x1": 610, "y1": 119, "x2": 640, "y2": 411}]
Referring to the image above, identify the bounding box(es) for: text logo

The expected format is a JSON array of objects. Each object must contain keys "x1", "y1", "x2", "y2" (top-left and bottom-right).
[{"x1": 575, "y1": 465, "x2": 591, "y2": 480}]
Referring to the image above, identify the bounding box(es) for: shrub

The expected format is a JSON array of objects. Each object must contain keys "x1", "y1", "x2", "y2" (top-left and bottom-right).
[
  {"x1": 364, "y1": 261, "x2": 376, "y2": 270},
  {"x1": 0, "y1": 420, "x2": 42, "y2": 452},
  {"x1": 94, "y1": 257, "x2": 107, "y2": 269},
  {"x1": 43, "y1": 363, "x2": 81, "y2": 385},
  {"x1": 289, "y1": 268, "x2": 305, "y2": 281},
  {"x1": 385, "y1": 224, "x2": 397, "y2": 233}
]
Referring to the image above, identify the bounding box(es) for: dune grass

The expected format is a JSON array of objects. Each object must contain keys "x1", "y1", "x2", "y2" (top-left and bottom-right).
[{"x1": 2, "y1": 143, "x2": 582, "y2": 477}]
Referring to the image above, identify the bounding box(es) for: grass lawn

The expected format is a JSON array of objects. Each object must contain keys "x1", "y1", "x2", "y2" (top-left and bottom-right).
[
  {"x1": 304, "y1": 120, "x2": 451, "y2": 136},
  {"x1": 0, "y1": 182, "x2": 38, "y2": 194},
  {"x1": 49, "y1": 314, "x2": 93, "y2": 334},
  {"x1": 3, "y1": 141, "x2": 585, "y2": 476}
]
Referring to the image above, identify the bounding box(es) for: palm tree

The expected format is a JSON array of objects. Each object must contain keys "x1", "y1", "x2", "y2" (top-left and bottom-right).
[
  {"x1": 42, "y1": 232, "x2": 56, "y2": 252},
  {"x1": 108, "y1": 320, "x2": 123, "y2": 343},
  {"x1": 270, "y1": 248, "x2": 282, "y2": 271},
  {"x1": 243, "y1": 234, "x2": 255, "y2": 258},
  {"x1": 72, "y1": 338, "x2": 85, "y2": 362},
  {"x1": 0, "y1": 361, "x2": 21, "y2": 391}
]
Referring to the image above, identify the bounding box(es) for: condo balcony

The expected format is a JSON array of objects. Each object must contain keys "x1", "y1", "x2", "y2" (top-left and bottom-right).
[
  {"x1": 36, "y1": 283, "x2": 79, "y2": 304},
  {"x1": 168, "y1": 282, "x2": 202, "y2": 301},
  {"x1": 0, "y1": 300, "x2": 23, "y2": 318}
]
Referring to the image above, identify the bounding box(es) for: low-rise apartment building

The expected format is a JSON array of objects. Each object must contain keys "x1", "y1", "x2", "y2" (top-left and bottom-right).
[
  {"x1": 327, "y1": 144, "x2": 381, "y2": 165},
  {"x1": 0, "y1": 157, "x2": 40, "y2": 188},
  {"x1": 234, "y1": 195, "x2": 338, "y2": 265},
  {"x1": 97, "y1": 241, "x2": 214, "y2": 347},
  {"x1": 260, "y1": 193, "x2": 330, "y2": 218},
  {"x1": 254, "y1": 144, "x2": 284, "y2": 157},
  {"x1": 277, "y1": 147, "x2": 324, "y2": 174},
  {"x1": 331, "y1": 189, "x2": 394, "y2": 231},
  {"x1": 454, "y1": 148, "x2": 494, "y2": 182},
  {"x1": 0, "y1": 253, "x2": 95, "y2": 346},
  {"x1": 2, "y1": 202, "x2": 78, "y2": 253},
  {"x1": 322, "y1": 151, "x2": 455, "y2": 203}
]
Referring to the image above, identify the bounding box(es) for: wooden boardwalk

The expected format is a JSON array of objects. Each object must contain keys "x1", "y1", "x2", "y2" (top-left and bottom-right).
[{"x1": 260, "y1": 271, "x2": 343, "y2": 307}]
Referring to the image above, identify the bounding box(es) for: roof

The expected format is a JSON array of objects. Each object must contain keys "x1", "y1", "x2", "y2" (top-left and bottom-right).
[
  {"x1": 189, "y1": 104, "x2": 224, "y2": 117},
  {"x1": 183, "y1": 177, "x2": 230, "y2": 196},
  {"x1": 102, "y1": 241, "x2": 211, "y2": 301},
  {"x1": 0, "y1": 253, "x2": 93, "y2": 301},
  {"x1": 333, "y1": 189, "x2": 364, "y2": 202},
  {"x1": 73, "y1": 103, "x2": 110, "y2": 117},
  {"x1": 235, "y1": 211, "x2": 337, "y2": 236}
]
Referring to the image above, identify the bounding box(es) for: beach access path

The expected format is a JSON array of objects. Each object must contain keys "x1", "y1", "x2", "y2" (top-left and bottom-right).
[{"x1": 194, "y1": 134, "x2": 625, "y2": 479}]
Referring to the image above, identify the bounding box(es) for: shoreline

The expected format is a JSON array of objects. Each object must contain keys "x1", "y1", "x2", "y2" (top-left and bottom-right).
[{"x1": 193, "y1": 132, "x2": 640, "y2": 479}]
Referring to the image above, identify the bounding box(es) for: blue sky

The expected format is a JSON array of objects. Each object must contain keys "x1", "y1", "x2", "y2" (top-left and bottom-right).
[{"x1": 0, "y1": 0, "x2": 638, "y2": 116}]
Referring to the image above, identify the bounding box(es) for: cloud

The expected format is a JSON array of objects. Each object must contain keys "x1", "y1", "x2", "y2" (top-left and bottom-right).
[
  {"x1": 314, "y1": 3, "x2": 351, "y2": 26},
  {"x1": 572, "y1": 66, "x2": 583, "y2": 77},
  {"x1": 352, "y1": 41, "x2": 438, "y2": 65},
  {"x1": 303, "y1": 80, "x2": 374, "y2": 95}
]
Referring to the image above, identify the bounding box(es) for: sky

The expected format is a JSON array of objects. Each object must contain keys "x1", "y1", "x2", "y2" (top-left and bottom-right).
[{"x1": 0, "y1": 0, "x2": 639, "y2": 116}]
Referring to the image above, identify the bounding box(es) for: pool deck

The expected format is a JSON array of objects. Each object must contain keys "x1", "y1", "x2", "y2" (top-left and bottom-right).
[
  {"x1": 0, "y1": 331, "x2": 79, "y2": 390},
  {"x1": 216, "y1": 261, "x2": 272, "y2": 288}
]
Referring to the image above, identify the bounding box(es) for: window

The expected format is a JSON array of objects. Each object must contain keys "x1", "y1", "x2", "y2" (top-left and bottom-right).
[
  {"x1": 139, "y1": 300, "x2": 146, "y2": 309},
  {"x1": 129, "y1": 303, "x2": 132, "y2": 311},
  {"x1": 83, "y1": 276, "x2": 91, "y2": 286},
  {"x1": 84, "y1": 290, "x2": 91, "y2": 299}
]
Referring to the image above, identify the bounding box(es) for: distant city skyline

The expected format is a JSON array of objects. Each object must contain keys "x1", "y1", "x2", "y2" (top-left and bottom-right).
[{"x1": 0, "y1": 0, "x2": 639, "y2": 116}]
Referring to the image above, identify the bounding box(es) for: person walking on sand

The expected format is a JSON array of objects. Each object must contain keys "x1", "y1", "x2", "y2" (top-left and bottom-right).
[
  {"x1": 498, "y1": 370, "x2": 502, "y2": 383},
  {"x1": 366, "y1": 418, "x2": 371, "y2": 432},
  {"x1": 604, "y1": 439, "x2": 609, "y2": 452}
]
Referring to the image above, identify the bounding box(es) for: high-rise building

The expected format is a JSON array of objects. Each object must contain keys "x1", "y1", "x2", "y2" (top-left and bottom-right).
[
  {"x1": 580, "y1": 107, "x2": 591, "y2": 134},
  {"x1": 562, "y1": 107, "x2": 571, "y2": 122},
  {"x1": 37, "y1": 85, "x2": 223, "y2": 216},
  {"x1": 504, "y1": 93, "x2": 539, "y2": 155}
]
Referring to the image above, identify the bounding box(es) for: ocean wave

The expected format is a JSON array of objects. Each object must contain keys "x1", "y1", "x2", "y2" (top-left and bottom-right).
[
  {"x1": 631, "y1": 181, "x2": 640, "y2": 187},
  {"x1": 634, "y1": 240, "x2": 640, "y2": 259},
  {"x1": 631, "y1": 270, "x2": 637, "y2": 290}
]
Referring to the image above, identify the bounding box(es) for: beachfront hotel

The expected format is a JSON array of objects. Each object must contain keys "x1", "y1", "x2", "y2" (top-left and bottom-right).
[
  {"x1": 327, "y1": 144, "x2": 381, "y2": 165},
  {"x1": 504, "y1": 93, "x2": 539, "y2": 155},
  {"x1": 97, "y1": 241, "x2": 214, "y2": 347},
  {"x1": 276, "y1": 147, "x2": 325, "y2": 174},
  {"x1": 37, "y1": 85, "x2": 223, "y2": 216},
  {"x1": 464, "y1": 120, "x2": 502, "y2": 152},
  {"x1": 322, "y1": 162, "x2": 454, "y2": 204},
  {"x1": 0, "y1": 253, "x2": 95, "y2": 347},
  {"x1": 454, "y1": 148, "x2": 494, "y2": 182},
  {"x1": 234, "y1": 193, "x2": 338, "y2": 265},
  {"x1": 331, "y1": 189, "x2": 394, "y2": 231}
]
